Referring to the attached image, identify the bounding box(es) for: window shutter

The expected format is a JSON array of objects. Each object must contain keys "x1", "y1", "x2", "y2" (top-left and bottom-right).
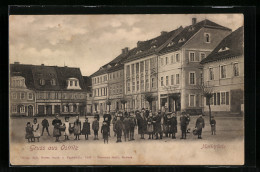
[
  {"x1": 217, "y1": 93, "x2": 220, "y2": 105},
  {"x1": 214, "y1": 93, "x2": 216, "y2": 105}
]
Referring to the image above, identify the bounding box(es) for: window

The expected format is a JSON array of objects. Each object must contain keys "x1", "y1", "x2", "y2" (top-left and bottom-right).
[
  {"x1": 171, "y1": 75, "x2": 174, "y2": 85},
  {"x1": 100, "y1": 77, "x2": 102, "y2": 83},
  {"x1": 127, "y1": 82, "x2": 130, "y2": 92},
  {"x1": 132, "y1": 81, "x2": 135, "y2": 92},
  {"x1": 189, "y1": 95, "x2": 195, "y2": 107},
  {"x1": 176, "y1": 54, "x2": 180, "y2": 62},
  {"x1": 94, "y1": 78, "x2": 96, "y2": 84},
  {"x1": 161, "y1": 77, "x2": 164, "y2": 86},
  {"x1": 171, "y1": 55, "x2": 174, "y2": 63},
  {"x1": 226, "y1": 92, "x2": 229, "y2": 105},
  {"x1": 100, "y1": 88, "x2": 103, "y2": 96},
  {"x1": 209, "y1": 68, "x2": 214, "y2": 80},
  {"x1": 131, "y1": 64, "x2": 135, "y2": 75},
  {"x1": 28, "y1": 93, "x2": 33, "y2": 100},
  {"x1": 20, "y1": 105, "x2": 25, "y2": 113},
  {"x1": 70, "y1": 81, "x2": 73, "y2": 86},
  {"x1": 12, "y1": 93, "x2": 17, "y2": 99},
  {"x1": 21, "y1": 92, "x2": 25, "y2": 99},
  {"x1": 151, "y1": 78, "x2": 155, "y2": 88},
  {"x1": 189, "y1": 72, "x2": 195, "y2": 85},
  {"x1": 221, "y1": 65, "x2": 227, "y2": 78},
  {"x1": 166, "y1": 76, "x2": 169, "y2": 86},
  {"x1": 165, "y1": 57, "x2": 168, "y2": 65},
  {"x1": 97, "y1": 77, "x2": 99, "y2": 83},
  {"x1": 51, "y1": 79, "x2": 56, "y2": 86},
  {"x1": 221, "y1": 92, "x2": 226, "y2": 104},
  {"x1": 213, "y1": 93, "x2": 217, "y2": 105},
  {"x1": 189, "y1": 52, "x2": 195, "y2": 62},
  {"x1": 136, "y1": 63, "x2": 139, "y2": 73},
  {"x1": 233, "y1": 63, "x2": 239, "y2": 76},
  {"x1": 217, "y1": 93, "x2": 220, "y2": 105},
  {"x1": 137, "y1": 81, "x2": 139, "y2": 91},
  {"x1": 176, "y1": 74, "x2": 180, "y2": 84},
  {"x1": 161, "y1": 58, "x2": 164, "y2": 66},
  {"x1": 12, "y1": 106, "x2": 17, "y2": 113},
  {"x1": 200, "y1": 53, "x2": 206, "y2": 61},
  {"x1": 75, "y1": 81, "x2": 78, "y2": 86},
  {"x1": 40, "y1": 79, "x2": 45, "y2": 85},
  {"x1": 205, "y1": 33, "x2": 210, "y2": 43},
  {"x1": 17, "y1": 80, "x2": 20, "y2": 87}
]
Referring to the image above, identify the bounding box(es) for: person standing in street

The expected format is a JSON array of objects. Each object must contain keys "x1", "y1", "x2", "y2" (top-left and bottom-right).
[
  {"x1": 81, "y1": 117, "x2": 91, "y2": 140},
  {"x1": 147, "y1": 111, "x2": 154, "y2": 139},
  {"x1": 129, "y1": 111, "x2": 136, "y2": 141},
  {"x1": 74, "y1": 116, "x2": 81, "y2": 140},
  {"x1": 123, "y1": 115, "x2": 130, "y2": 141},
  {"x1": 210, "y1": 116, "x2": 216, "y2": 135},
  {"x1": 171, "y1": 113, "x2": 177, "y2": 139},
  {"x1": 137, "y1": 110, "x2": 147, "y2": 139},
  {"x1": 195, "y1": 114, "x2": 205, "y2": 139},
  {"x1": 180, "y1": 112, "x2": 187, "y2": 139},
  {"x1": 52, "y1": 114, "x2": 62, "y2": 142},
  {"x1": 114, "y1": 116, "x2": 123, "y2": 142},
  {"x1": 41, "y1": 118, "x2": 50, "y2": 136},
  {"x1": 92, "y1": 116, "x2": 99, "y2": 140},
  {"x1": 101, "y1": 121, "x2": 109, "y2": 144}
]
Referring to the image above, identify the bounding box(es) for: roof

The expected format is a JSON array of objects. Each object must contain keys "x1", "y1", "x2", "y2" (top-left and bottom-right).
[
  {"x1": 10, "y1": 63, "x2": 88, "y2": 91},
  {"x1": 123, "y1": 26, "x2": 184, "y2": 63},
  {"x1": 200, "y1": 26, "x2": 244, "y2": 64},
  {"x1": 159, "y1": 19, "x2": 232, "y2": 54},
  {"x1": 83, "y1": 76, "x2": 92, "y2": 92}
]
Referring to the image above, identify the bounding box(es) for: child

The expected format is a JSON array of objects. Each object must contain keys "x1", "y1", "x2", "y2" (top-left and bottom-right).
[
  {"x1": 64, "y1": 116, "x2": 70, "y2": 140},
  {"x1": 210, "y1": 116, "x2": 216, "y2": 135},
  {"x1": 147, "y1": 112, "x2": 154, "y2": 139},
  {"x1": 32, "y1": 118, "x2": 41, "y2": 142},
  {"x1": 25, "y1": 122, "x2": 33, "y2": 142},
  {"x1": 101, "y1": 121, "x2": 109, "y2": 144},
  {"x1": 81, "y1": 117, "x2": 91, "y2": 140},
  {"x1": 92, "y1": 116, "x2": 99, "y2": 140},
  {"x1": 74, "y1": 116, "x2": 81, "y2": 140}
]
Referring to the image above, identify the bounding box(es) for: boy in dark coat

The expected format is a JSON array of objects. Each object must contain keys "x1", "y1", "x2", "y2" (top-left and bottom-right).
[
  {"x1": 25, "y1": 122, "x2": 33, "y2": 142},
  {"x1": 210, "y1": 116, "x2": 216, "y2": 135},
  {"x1": 180, "y1": 112, "x2": 188, "y2": 139},
  {"x1": 114, "y1": 116, "x2": 123, "y2": 142},
  {"x1": 41, "y1": 118, "x2": 50, "y2": 136},
  {"x1": 92, "y1": 116, "x2": 99, "y2": 140},
  {"x1": 129, "y1": 112, "x2": 136, "y2": 141},
  {"x1": 81, "y1": 117, "x2": 91, "y2": 140},
  {"x1": 154, "y1": 111, "x2": 162, "y2": 139},
  {"x1": 171, "y1": 113, "x2": 177, "y2": 139},
  {"x1": 123, "y1": 116, "x2": 130, "y2": 141},
  {"x1": 101, "y1": 121, "x2": 109, "y2": 144},
  {"x1": 195, "y1": 115, "x2": 205, "y2": 139}
]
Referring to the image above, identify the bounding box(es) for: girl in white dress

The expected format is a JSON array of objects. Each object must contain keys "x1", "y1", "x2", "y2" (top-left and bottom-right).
[
  {"x1": 64, "y1": 116, "x2": 70, "y2": 140},
  {"x1": 32, "y1": 118, "x2": 41, "y2": 142}
]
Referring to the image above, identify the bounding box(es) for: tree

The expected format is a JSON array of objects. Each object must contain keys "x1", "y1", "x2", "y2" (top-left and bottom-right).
[
  {"x1": 144, "y1": 92, "x2": 156, "y2": 111},
  {"x1": 106, "y1": 99, "x2": 111, "y2": 112}
]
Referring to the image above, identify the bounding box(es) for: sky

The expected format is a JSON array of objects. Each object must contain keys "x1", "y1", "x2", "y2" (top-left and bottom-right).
[{"x1": 9, "y1": 14, "x2": 243, "y2": 76}]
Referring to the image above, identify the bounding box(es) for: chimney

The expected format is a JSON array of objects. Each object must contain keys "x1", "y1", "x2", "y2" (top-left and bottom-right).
[
  {"x1": 41, "y1": 64, "x2": 44, "y2": 66},
  {"x1": 161, "y1": 31, "x2": 168, "y2": 35},
  {"x1": 192, "y1": 18, "x2": 197, "y2": 25},
  {"x1": 122, "y1": 47, "x2": 129, "y2": 54},
  {"x1": 14, "y1": 62, "x2": 20, "y2": 65}
]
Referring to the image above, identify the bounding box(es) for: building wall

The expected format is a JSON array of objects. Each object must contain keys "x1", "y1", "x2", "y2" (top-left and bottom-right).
[{"x1": 202, "y1": 55, "x2": 244, "y2": 113}]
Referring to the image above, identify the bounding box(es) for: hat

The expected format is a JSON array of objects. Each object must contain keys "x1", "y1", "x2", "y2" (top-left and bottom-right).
[{"x1": 27, "y1": 122, "x2": 30, "y2": 125}]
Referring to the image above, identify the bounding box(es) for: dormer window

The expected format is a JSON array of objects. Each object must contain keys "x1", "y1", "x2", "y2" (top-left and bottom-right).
[
  {"x1": 188, "y1": 26, "x2": 195, "y2": 31},
  {"x1": 136, "y1": 50, "x2": 142, "y2": 54},
  {"x1": 167, "y1": 41, "x2": 175, "y2": 47},
  {"x1": 204, "y1": 33, "x2": 211, "y2": 43},
  {"x1": 218, "y1": 47, "x2": 230, "y2": 52},
  {"x1": 151, "y1": 40, "x2": 157, "y2": 44},
  {"x1": 40, "y1": 79, "x2": 45, "y2": 86},
  {"x1": 150, "y1": 45, "x2": 157, "y2": 49},
  {"x1": 67, "y1": 78, "x2": 81, "y2": 90},
  {"x1": 11, "y1": 76, "x2": 26, "y2": 88},
  {"x1": 50, "y1": 79, "x2": 56, "y2": 86},
  {"x1": 178, "y1": 38, "x2": 185, "y2": 43}
]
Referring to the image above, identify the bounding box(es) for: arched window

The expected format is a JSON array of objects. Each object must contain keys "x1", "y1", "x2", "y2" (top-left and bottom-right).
[
  {"x1": 51, "y1": 79, "x2": 56, "y2": 86},
  {"x1": 39, "y1": 79, "x2": 45, "y2": 85},
  {"x1": 205, "y1": 33, "x2": 210, "y2": 43}
]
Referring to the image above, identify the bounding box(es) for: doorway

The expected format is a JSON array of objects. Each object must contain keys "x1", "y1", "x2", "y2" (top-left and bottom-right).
[{"x1": 28, "y1": 105, "x2": 33, "y2": 116}]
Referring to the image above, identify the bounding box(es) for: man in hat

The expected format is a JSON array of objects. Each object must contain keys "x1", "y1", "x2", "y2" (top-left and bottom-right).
[
  {"x1": 41, "y1": 118, "x2": 50, "y2": 136},
  {"x1": 137, "y1": 110, "x2": 147, "y2": 139},
  {"x1": 123, "y1": 114, "x2": 130, "y2": 141},
  {"x1": 129, "y1": 111, "x2": 136, "y2": 140},
  {"x1": 210, "y1": 116, "x2": 216, "y2": 135},
  {"x1": 114, "y1": 116, "x2": 123, "y2": 142},
  {"x1": 92, "y1": 116, "x2": 99, "y2": 140},
  {"x1": 180, "y1": 112, "x2": 188, "y2": 139},
  {"x1": 195, "y1": 114, "x2": 205, "y2": 139}
]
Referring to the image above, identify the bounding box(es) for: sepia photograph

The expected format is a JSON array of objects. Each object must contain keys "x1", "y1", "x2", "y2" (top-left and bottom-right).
[{"x1": 9, "y1": 13, "x2": 244, "y2": 165}]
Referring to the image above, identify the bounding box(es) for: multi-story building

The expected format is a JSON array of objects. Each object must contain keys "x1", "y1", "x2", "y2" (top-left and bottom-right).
[
  {"x1": 10, "y1": 63, "x2": 88, "y2": 116},
  {"x1": 201, "y1": 26, "x2": 244, "y2": 115},
  {"x1": 157, "y1": 18, "x2": 232, "y2": 114},
  {"x1": 10, "y1": 63, "x2": 36, "y2": 116},
  {"x1": 91, "y1": 67, "x2": 109, "y2": 114},
  {"x1": 123, "y1": 27, "x2": 184, "y2": 112},
  {"x1": 83, "y1": 76, "x2": 93, "y2": 114}
]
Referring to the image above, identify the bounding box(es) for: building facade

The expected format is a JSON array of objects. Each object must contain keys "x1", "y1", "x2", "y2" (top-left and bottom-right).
[
  {"x1": 10, "y1": 63, "x2": 88, "y2": 116},
  {"x1": 157, "y1": 18, "x2": 232, "y2": 114},
  {"x1": 201, "y1": 26, "x2": 244, "y2": 115}
]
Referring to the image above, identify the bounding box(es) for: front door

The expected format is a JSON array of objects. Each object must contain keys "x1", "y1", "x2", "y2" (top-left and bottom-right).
[
  {"x1": 46, "y1": 105, "x2": 52, "y2": 115},
  {"x1": 28, "y1": 105, "x2": 33, "y2": 116},
  {"x1": 231, "y1": 89, "x2": 243, "y2": 113}
]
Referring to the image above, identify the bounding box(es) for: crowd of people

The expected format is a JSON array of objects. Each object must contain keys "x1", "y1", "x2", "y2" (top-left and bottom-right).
[{"x1": 25, "y1": 108, "x2": 217, "y2": 143}]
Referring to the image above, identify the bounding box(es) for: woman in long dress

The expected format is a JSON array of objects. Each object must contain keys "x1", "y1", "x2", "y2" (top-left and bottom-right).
[
  {"x1": 52, "y1": 114, "x2": 62, "y2": 142},
  {"x1": 32, "y1": 118, "x2": 41, "y2": 142},
  {"x1": 64, "y1": 116, "x2": 70, "y2": 140},
  {"x1": 74, "y1": 116, "x2": 81, "y2": 140}
]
